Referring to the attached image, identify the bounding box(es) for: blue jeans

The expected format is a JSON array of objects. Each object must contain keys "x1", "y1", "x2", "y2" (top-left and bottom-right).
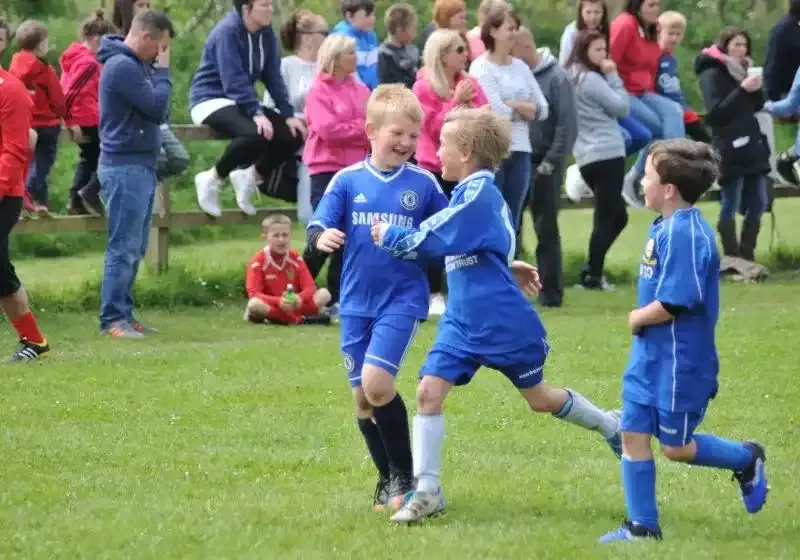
[
  {"x1": 619, "y1": 116, "x2": 652, "y2": 156},
  {"x1": 719, "y1": 174, "x2": 767, "y2": 225},
  {"x1": 629, "y1": 93, "x2": 685, "y2": 175},
  {"x1": 494, "y1": 151, "x2": 533, "y2": 233},
  {"x1": 26, "y1": 125, "x2": 61, "y2": 205},
  {"x1": 99, "y1": 164, "x2": 157, "y2": 330}
]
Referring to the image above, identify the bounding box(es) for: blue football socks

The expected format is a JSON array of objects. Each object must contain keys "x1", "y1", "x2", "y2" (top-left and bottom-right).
[
  {"x1": 690, "y1": 433, "x2": 752, "y2": 472},
  {"x1": 622, "y1": 457, "x2": 660, "y2": 531}
]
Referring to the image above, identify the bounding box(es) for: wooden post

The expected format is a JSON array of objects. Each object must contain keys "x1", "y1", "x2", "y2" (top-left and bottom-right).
[{"x1": 148, "y1": 180, "x2": 171, "y2": 273}]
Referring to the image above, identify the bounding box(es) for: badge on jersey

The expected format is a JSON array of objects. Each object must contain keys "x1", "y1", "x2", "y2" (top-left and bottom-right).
[
  {"x1": 400, "y1": 190, "x2": 419, "y2": 211},
  {"x1": 643, "y1": 238, "x2": 657, "y2": 266},
  {"x1": 286, "y1": 267, "x2": 295, "y2": 281}
]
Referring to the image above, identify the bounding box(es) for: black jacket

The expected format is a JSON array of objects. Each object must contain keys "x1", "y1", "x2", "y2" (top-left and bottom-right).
[
  {"x1": 763, "y1": 14, "x2": 800, "y2": 100},
  {"x1": 694, "y1": 53, "x2": 770, "y2": 181}
]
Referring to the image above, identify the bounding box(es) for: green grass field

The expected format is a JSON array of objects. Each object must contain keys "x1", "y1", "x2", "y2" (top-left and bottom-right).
[{"x1": 2, "y1": 203, "x2": 800, "y2": 558}]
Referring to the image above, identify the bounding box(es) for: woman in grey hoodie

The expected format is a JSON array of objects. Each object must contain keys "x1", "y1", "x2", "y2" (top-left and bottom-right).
[{"x1": 566, "y1": 30, "x2": 630, "y2": 290}]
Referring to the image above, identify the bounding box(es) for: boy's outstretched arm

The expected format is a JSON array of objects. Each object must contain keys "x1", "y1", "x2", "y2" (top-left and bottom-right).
[
  {"x1": 765, "y1": 69, "x2": 800, "y2": 116},
  {"x1": 371, "y1": 179, "x2": 491, "y2": 260}
]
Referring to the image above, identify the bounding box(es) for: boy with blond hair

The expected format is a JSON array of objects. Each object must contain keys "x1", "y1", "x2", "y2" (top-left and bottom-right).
[
  {"x1": 657, "y1": 11, "x2": 711, "y2": 143},
  {"x1": 245, "y1": 214, "x2": 331, "y2": 325},
  {"x1": 378, "y1": 4, "x2": 420, "y2": 88},
  {"x1": 372, "y1": 109, "x2": 621, "y2": 525},
  {"x1": 306, "y1": 84, "x2": 448, "y2": 511}
]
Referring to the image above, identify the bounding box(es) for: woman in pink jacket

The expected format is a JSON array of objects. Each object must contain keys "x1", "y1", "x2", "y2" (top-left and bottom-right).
[
  {"x1": 413, "y1": 29, "x2": 488, "y2": 196},
  {"x1": 301, "y1": 34, "x2": 370, "y2": 313},
  {"x1": 412, "y1": 28, "x2": 487, "y2": 316}
]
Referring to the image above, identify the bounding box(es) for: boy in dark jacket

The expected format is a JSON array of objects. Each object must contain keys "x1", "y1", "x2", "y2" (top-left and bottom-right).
[
  {"x1": 694, "y1": 28, "x2": 770, "y2": 262},
  {"x1": 514, "y1": 27, "x2": 577, "y2": 308},
  {"x1": 378, "y1": 4, "x2": 419, "y2": 88}
]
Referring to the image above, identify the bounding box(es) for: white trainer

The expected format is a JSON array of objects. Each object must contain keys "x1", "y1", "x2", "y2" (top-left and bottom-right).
[
  {"x1": 621, "y1": 169, "x2": 646, "y2": 210},
  {"x1": 428, "y1": 293, "x2": 446, "y2": 317},
  {"x1": 390, "y1": 490, "x2": 446, "y2": 524},
  {"x1": 195, "y1": 169, "x2": 222, "y2": 217},
  {"x1": 230, "y1": 167, "x2": 257, "y2": 216},
  {"x1": 565, "y1": 164, "x2": 591, "y2": 202}
]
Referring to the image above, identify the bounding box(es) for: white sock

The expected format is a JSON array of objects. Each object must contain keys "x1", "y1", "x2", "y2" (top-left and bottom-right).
[
  {"x1": 414, "y1": 414, "x2": 444, "y2": 493},
  {"x1": 555, "y1": 389, "x2": 617, "y2": 440}
]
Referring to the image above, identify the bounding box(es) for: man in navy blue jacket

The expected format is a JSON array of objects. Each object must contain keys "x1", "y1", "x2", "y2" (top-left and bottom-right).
[{"x1": 97, "y1": 9, "x2": 174, "y2": 338}]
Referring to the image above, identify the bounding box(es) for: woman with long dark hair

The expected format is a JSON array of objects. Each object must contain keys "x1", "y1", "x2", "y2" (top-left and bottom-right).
[
  {"x1": 566, "y1": 30, "x2": 630, "y2": 290},
  {"x1": 695, "y1": 27, "x2": 770, "y2": 261}
]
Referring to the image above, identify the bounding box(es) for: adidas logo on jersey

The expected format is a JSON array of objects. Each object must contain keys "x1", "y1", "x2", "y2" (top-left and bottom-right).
[{"x1": 354, "y1": 193, "x2": 367, "y2": 203}]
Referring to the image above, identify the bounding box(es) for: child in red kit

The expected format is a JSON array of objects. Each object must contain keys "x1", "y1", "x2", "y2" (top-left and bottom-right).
[
  {"x1": 245, "y1": 214, "x2": 332, "y2": 325},
  {"x1": 9, "y1": 20, "x2": 65, "y2": 212}
]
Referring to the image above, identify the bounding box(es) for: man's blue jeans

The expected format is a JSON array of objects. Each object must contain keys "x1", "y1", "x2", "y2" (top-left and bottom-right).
[
  {"x1": 98, "y1": 164, "x2": 157, "y2": 330},
  {"x1": 494, "y1": 150, "x2": 533, "y2": 234}
]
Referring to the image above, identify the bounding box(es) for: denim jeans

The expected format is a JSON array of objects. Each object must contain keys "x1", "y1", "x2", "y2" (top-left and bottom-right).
[
  {"x1": 619, "y1": 116, "x2": 652, "y2": 156},
  {"x1": 26, "y1": 125, "x2": 61, "y2": 205},
  {"x1": 719, "y1": 174, "x2": 767, "y2": 225},
  {"x1": 494, "y1": 151, "x2": 533, "y2": 233},
  {"x1": 156, "y1": 125, "x2": 190, "y2": 181},
  {"x1": 98, "y1": 164, "x2": 157, "y2": 330},
  {"x1": 628, "y1": 93, "x2": 685, "y2": 175}
]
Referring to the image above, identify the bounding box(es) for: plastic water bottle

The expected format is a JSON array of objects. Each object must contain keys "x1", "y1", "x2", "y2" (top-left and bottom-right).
[{"x1": 284, "y1": 284, "x2": 297, "y2": 304}]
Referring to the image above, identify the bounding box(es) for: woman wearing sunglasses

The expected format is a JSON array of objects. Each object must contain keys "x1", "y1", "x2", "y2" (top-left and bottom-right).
[{"x1": 412, "y1": 29, "x2": 488, "y2": 318}]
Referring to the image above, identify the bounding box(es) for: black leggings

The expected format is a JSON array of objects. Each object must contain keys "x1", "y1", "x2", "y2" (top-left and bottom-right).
[
  {"x1": 203, "y1": 105, "x2": 303, "y2": 178},
  {"x1": 303, "y1": 172, "x2": 342, "y2": 303},
  {"x1": 69, "y1": 126, "x2": 100, "y2": 198},
  {"x1": 579, "y1": 158, "x2": 628, "y2": 279},
  {"x1": 0, "y1": 196, "x2": 23, "y2": 297}
]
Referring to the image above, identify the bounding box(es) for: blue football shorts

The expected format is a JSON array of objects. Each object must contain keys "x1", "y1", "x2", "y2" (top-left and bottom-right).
[
  {"x1": 340, "y1": 314, "x2": 421, "y2": 388},
  {"x1": 621, "y1": 400, "x2": 707, "y2": 447},
  {"x1": 420, "y1": 339, "x2": 547, "y2": 389}
]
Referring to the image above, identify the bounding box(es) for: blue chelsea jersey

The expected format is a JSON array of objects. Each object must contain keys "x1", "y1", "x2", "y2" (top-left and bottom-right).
[
  {"x1": 379, "y1": 170, "x2": 548, "y2": 356},
  {"x1": 307, "y1": 159, "x2": 448, "y2": 320},
  {"x1": 623, "y1": 207, "x2": 721, "y2": 413}
]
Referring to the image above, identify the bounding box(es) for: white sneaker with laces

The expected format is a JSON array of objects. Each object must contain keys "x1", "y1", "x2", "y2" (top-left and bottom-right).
[
  {"x1": 390, "y1": 490, "x2": 446, "y2": 524},
  {"x1": 428, "y1": 293, "x2": 446, "y2": 317},
  {"x1": 230, "y1": 167, "x2": 257, "y2": 216},
  {"x1": 621, "y1": 169, "x2": 645, "y2": 210},
  {"x1": 195, "y1": 170, "x2": 222, "y2": 217},
  {"x1": 565, "y1": 164, "x2": 591, "y2": 202}
]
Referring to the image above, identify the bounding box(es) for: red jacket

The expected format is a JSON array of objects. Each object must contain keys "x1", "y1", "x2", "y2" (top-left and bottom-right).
[
  {"x1": 9, "y1": 50, "x2": 65, "y2": 128},
  {"x1": 246, "y1": 247, "x2": 317, "y2": 307},
  {"x1": 60, "y1": 43, "x2": 101, "y2": 127},
  {"x1": 610, "y1": 13, "x2": 661, "y2": 95},
  {"x1": 0, "y1": 69, "x2": 34, "y2": 198}
]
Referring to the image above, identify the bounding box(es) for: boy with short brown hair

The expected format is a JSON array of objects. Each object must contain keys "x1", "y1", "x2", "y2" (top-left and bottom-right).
[
  {"x1": 245, "y1": 213, "x2": 331, "y2": 325},
  {"x1": 378, "y1": 3, "x2": 420, "y2": 88},
  {"x1": 9, "y1": 20, "x2": 65, "y2": 211}
]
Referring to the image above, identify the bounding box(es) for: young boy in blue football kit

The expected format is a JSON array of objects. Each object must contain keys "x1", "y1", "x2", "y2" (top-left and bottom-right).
[
  {"x1": 306, "y1": 84, "x2": 448, "y2": 511},
  {"x1": 599, "y1": 139, "x2": 768, "y2": 543},
  {"x1": 370, "y1": 108, "x2": 622, "y2": 524}
]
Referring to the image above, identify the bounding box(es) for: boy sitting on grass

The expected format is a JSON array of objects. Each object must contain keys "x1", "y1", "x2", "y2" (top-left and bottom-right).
[{"x1": 245, "y1": 214, "x2": 331, "y2": 325}]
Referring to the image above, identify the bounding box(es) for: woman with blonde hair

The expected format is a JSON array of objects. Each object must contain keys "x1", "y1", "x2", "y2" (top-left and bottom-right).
[
  {"x1": 301, "y1": 34, "x2": 370, "y2": 314},
  {"x1": 413, "y1": 29, "x2": 488, "y2": 316}
]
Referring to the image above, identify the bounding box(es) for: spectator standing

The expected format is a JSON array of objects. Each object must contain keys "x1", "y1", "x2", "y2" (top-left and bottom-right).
[
  {"x1": 378, "y1": 4, "x2": 419, "y2": 88},
  {"x1": 0, "y1": 19, "x2": 9, "y2": 61},
  {"x1": 302, "y1": 34, "x2": 371, "y2": 314},
  {"x1": 413, "y1": 28, "x2": 488, "y2": 316},
  {"x1": 514, "y1": 27, "x2": 577, "y2": 307},
  {"x1": 0, "y1": 65, "x2": 50, "y2": 361},
  {"x1": 113, "y1": 0, "x2": 190, "y2": 191},
  {"x1": 331, "y1": 0, "x2": 379, "y2": 90},
  {"x1": 466, "y1": 0, "x2": 507, "y2": 62},
  {"x1": 60, "y1": 10, "x2": 117, "y2": 215},
  {"x1": 567, "y1": 30, "x2": 630, "y2": 290},
  {"x1": 417, "y1": 0, "x2": 468, "y2": 55},
  {"x1": 97, "y1": 9, "x2": 174, "y2": 338},
  {"x1": 190, "y1": 0, "x2": 306, "y2": 217},
  {"x1": 610, "y1": 0, "x2": 685, "y2": 208},
  {"x1": 9, "y1": 20, "x2": 65, "y2": 212},
  {"x1": 763, "y1": 0, "x2": 800, "y2": 185},
  {"x1": 268, "y1": 10, "x2": 328, "y2": 225},
  {"x1": 695, "y1": 28, "x2": 770, "y2": 261},
  {"x1": 470, "y1": 4, "x2": 547, "y2": 241}
]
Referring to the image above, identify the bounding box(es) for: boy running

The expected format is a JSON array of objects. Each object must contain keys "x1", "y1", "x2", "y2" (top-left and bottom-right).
[
  {"x1": 599, "y1": 139, "x2": 768, "y2": 543},
  {"x1": 306, "y1": 84, "x2": 448, "y2": 511},
  {"x1": 371, "y1": 108, "x2": 622, "y2": 524}
]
